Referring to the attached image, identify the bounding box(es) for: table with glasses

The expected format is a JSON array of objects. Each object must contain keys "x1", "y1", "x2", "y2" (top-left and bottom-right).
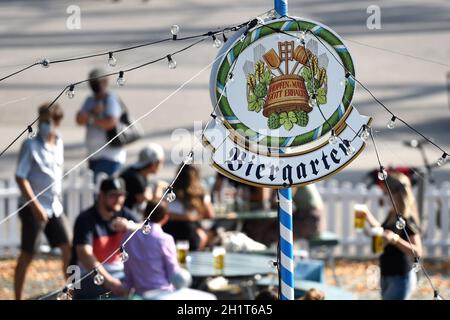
[{"x1": 182, "y1": 251, "x2": 276, "y2": 299}]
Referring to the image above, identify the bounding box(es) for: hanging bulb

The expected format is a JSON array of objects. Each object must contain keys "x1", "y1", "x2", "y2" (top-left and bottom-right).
[
  {"x1": 184, "y1": 152, "x2": 193, "y2": 165},
  {"x1": 437, "y1": 153, "x2": 448, "y2": 167},
  {"x1": 222, "y1": 33, "x2": 228, "y2": 43},
  {"x1": 387, "y1": 115, "x2": 397, "y2": 129},
  {"x1": 93, "y1": 270, "x2": 105, "y2": 286},
  {"x1": 328, "y1": 130, "x2": 338, "y2": 145},
  {"x1": 340, "y1": 72, "x2": 352, "y2": 86},
  {"x1": 299, "y1": 30, "x2": 306, "y2": 45},
  {"x1": 228, "y1": 72, "x2": 234, "y2": 83},
  {"x1": 267, "y1": 259, "x2": 278, "y2": 269},
  {"x1": 41, "y1": 58, "x2": 50, "y2": 68},
  {"x1": 171, "y1": 25, "x2": 180, "y2": 40},
  {"x1": 142, "y1": 221, "x2": 152, "y2": 235},
  {"x1": 119, "y1": 246, "x2": 129, "y2": 263},
  {"x1": 309, "y1": 94, "x2": 317, "y2": 108},
  {"x1": 396, "y1": 217, "x2": 406, "y2": 230},
  {"x1": 27, "y1": 125, "x2": 36, "y2": 139},
  {"x1": 57, "y1": 287, "x2": 70, "y2": 300},
  {"x1": 166, "y1": 187, "x2": 176, "y2": 203},
  {"x1": 116, "y1": 71, "x2": 125, "y2": 86},
  {"x1": 108, "y1": 52, "x2": 117, "y2": 67},
  {"x1": 412, "y1": 259, "x2": 421, "y2": 273},
  {"x1": 360, "y1": 125, "x2": 370, "y2": 142},
  {"x1": 167, "y1": 55, "x2": 177, "y2": 69},
  {"x1": 66, "y1": 85, "x2": 75, "y2": 99},
  {"x1": 212, "y1": 35, "x2": 222, "y2": 48},
  {"x1": 434, "y1": 291, "x2": 443, "y2": 300},
  {"x1": 378, "y1": 166, "x2": 388, "y2": 181},
  {"x1": 343, "y1": 140, "x2": 355, "y2": 156}
]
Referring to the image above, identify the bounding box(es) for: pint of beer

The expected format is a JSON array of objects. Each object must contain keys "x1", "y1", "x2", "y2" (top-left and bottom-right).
[
  {"x1": 213, "y1": 246, "x2": 226, "y2": 271},
  {"x1": 354, "y1": 204, "x2": 368, "y2": 231},
  {"x1": 176, "y1": 240, "x2": 189, "y2": 265},
  {"x1": 371, "y1": 227, "x2": 384, "y2": 254}
]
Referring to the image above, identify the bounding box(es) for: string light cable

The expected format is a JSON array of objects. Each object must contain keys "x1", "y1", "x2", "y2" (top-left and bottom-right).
[
  {"x1": 38, "y1": 38, "x2": 245, "y2": 300},
  {"x1": 368, "y1": 126, "x2": 445, "y2": 300},
  {"x1": 0, "y1": 20, "x2": 261, "y2": 159},
  {"x1": 0, "y1": 22, "x2": 252, "y2": 83}
]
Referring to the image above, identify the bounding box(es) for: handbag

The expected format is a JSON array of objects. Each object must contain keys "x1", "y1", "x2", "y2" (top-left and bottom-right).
[{"x1": 106, "y1": 97, "x2": 143, "y2": 147}]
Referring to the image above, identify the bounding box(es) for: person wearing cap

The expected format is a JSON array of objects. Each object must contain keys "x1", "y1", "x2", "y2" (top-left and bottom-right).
[
  {"x1": 70, "y1": 177, "x2": 139, "y2": 299},
  {"x1": 120, "y1": 143, "x2": 166, "y2": 214},
  {"x1": 76, "y1": 68, "x2": 126, "y2": 180},
  {"x1": 14, "y1": 103, "x2": 71, "y2": 300}
]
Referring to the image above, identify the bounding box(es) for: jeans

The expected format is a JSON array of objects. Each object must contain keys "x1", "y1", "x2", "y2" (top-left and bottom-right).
[
  {"x1": 381, "y1": 270, "x2": 417, "y2": 300},
  {"x1": 89, "y1": 159, "x2": 122, "y2": 182}
]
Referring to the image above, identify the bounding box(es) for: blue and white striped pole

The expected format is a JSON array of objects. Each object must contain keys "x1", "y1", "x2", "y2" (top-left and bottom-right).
[
  {"x1": 274, "y1": 0, "x2": 295, "y2": 301},
  {"x1": 278, "y1": 188, "x2": 294, "y2": 300}
]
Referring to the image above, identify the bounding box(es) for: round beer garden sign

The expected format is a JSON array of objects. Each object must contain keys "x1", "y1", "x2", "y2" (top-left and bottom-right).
[{"x1": 204, "y1": 17, "x2": 371, "y2": 188}]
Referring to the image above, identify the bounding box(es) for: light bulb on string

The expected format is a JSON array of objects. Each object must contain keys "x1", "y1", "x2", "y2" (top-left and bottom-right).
[
  {"x1": 166, "y1": 187, "x2": 176, "y2": 203},
  {"x1": 27, "y1": 125, "x2": 36, "y2": 139},
  {"x1": 396, "y1": 217, "x2": 406, "y2": 230},
  {"x1": 340, "y1": 72, "x2": 352, "y2": 87},
  {"x1": 434, "y1": 291, "x2": 443, "y2": 300},
  {"x1": 108, "y1": 52, "x2": 117, "y2": 67},
  {"x1": 93, "y1": 269, "x2": 105, "y2": 286},
  {"x1": 267, "y1": 259, "x2": 278, "y2": 269},
  {"x1": 412, "y1": 258, "x2": 421, "y2": 273},
  {"x1": 57, "y1": 287, "x2": 70, "y2": 300},
  {"x1": 387, "y1": 115, "x2": 397, "y2": 129},
  {"x1": 328, "y1": 130, "x2": 338, "y2": 145},
  {"x1": 299, "y1": 30, "x2": 306, "y2": 45},
  {"x1": 212, "y1": 35, "x2": 222, "y2": 48},
  {"x1": 171, "y1": 25, "x2": 180, "y2": 40},
  {"x1": 167, "y1": 55, "x2": 177, "y2": 69},
  {"x1": 343, "y1": 140, "x2": 355, "y2": 156},
  {"x1": 117, "y1": 71, "x2": 125, "y2": 86},
  {"x1": 66, "y1": 85, "x2": 75, "y2": 99},
  {"x1": 119, "y1": 246, "x2": 129, "y2": 263},
  {"x1": 308, "y1": 94, "x2": 317, "y2": 108},
  {"x1": 437, "y1": 153, "x2": 448, "y2": 167},
  {"x1": 378, "y1": 166, "x2": 388, "y2": 181},
  {"x1": 360, "y1": 125, "x2": 370, "y2": 142},
  {"x1": 228, "y1": 72, "x2": 234, "y2": 83},
  {"x1": 41, "y1": 58, "x2": 50, "y2": 68},
  {"x1": 184, "y1": 151, "x2": 194, "y2": 165},
  {"x1": 142, "y1": 220, "x2": 152, "y2": 235}
]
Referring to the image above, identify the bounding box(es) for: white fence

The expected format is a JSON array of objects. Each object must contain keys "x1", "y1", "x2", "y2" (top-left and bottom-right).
[{"x1": 1, "y1": 169, "x2": 449, "y2": 258}]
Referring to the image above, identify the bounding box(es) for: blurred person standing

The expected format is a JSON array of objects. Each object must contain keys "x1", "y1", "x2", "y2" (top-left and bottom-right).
[
  {"x1": 359, "y1": 172, "x2": 422, "y2": 300},
  {"x1": 14, "y1": 103, "x2": 71, "y2": 300},
  {"x1": 76, "y1": 68, "x2": 126, "y2": 180}
]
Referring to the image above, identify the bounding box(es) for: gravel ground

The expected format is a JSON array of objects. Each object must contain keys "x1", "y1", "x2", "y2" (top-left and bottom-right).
[{"x1": 1, "y1": 255, "x2": 449, "y2": 300}]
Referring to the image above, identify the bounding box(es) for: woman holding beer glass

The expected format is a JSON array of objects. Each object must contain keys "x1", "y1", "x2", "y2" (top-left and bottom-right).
[{"x1": 359, "y1": 172, "x2": 422, "y2": 300}]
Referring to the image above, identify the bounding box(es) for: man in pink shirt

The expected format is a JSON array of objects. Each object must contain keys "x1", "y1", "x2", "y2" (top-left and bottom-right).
[{"x1": 123, "y1": 201, "x2": 179, "y2": 296}]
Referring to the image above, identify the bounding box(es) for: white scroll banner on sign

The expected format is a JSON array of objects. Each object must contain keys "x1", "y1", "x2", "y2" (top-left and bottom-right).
[{"x1": 203, "y1": 106, "x2": 371, "y2": 188}]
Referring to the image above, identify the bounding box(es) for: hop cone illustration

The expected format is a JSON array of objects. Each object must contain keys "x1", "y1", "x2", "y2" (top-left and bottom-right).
[{"x1": 296, "y1": 111, "x2": 309, "y2": 127}]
